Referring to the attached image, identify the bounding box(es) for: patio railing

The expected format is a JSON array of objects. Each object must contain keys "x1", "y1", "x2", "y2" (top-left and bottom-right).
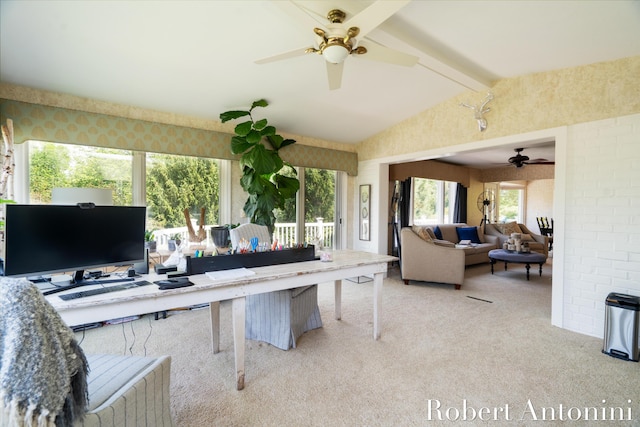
[{"x1": 153, "y1": 220, "x2": 334, "y2": 250}]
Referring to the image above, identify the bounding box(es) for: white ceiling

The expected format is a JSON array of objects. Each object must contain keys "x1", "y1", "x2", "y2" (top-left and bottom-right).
[{"x1": 1, "y1": 0, "x2": 639, "y2": 156}]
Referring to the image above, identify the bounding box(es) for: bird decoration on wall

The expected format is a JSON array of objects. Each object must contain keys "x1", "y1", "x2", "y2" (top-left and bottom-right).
[{"x1": 461, "y1": 92, "x2": 494, "y2": 132}]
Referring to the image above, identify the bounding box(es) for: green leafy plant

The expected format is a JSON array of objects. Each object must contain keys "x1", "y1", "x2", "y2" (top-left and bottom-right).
[
  {"x1": 0, "y1": 198, "x2": 16, "y2": 229},
  {"x1": 144, "y1": 229, "x2": 156, "y2": 242},
  {"x1": 220, "y1": 99, "x2": 300, "y2": 233}
]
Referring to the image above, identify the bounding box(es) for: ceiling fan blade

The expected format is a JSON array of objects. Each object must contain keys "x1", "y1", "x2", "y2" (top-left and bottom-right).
[
  {"x1": 326, "y1": 61, "x2": 344, "y2": 90},
  {"x1": 255, "y1": 46, "x2": 310, "y2": 64},
  {"x1": 357, "y1": 40, "x2": 418, "y2": 67},
  {"x1": 273, "y1": 1, "x2": 328, "y2": 31},
  {"x1": 344, "y1": 0, "x2": 411, "y2": 39}
]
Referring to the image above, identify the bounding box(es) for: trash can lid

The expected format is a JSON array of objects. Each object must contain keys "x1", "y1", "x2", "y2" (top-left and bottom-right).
[{"x1": 606, "y1": 293, "x2": 640, "y2": 310}]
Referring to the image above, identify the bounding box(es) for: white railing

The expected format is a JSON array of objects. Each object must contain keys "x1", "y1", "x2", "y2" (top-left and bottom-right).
[
  {"x1": 273, "y1": 221, "x2": 334, "y2": 248},
  {"x1": 152, "y1": 220, "x2": 334, "y2": 250}
]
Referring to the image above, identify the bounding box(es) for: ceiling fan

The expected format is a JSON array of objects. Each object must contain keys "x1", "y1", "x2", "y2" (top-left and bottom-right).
[
  {"x1": 255, "y1": 1, "x2": 419, "y2": 90},
  {"x1": 508, "y1": 148, "x2": 555, "y2": 168}
]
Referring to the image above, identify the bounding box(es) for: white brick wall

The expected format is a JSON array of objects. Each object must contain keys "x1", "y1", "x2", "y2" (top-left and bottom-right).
[{"x1": 563, "y1": 113, "x2": 640, "y2": 337}]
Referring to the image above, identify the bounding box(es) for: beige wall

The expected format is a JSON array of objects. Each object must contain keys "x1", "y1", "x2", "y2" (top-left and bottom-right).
[
  {"x1": 525, "y1": 179, "x2": 554, "y2": 232},
  {"x1": 357, "y1": 56, "x2": 640, "y2": 161}
]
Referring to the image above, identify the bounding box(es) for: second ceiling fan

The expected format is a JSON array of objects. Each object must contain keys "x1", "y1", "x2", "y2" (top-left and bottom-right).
[
  {"x1": 255, "y1": 1, "x2": 419, "y2": 90},
  {"x1": 508, "y1": 148, "x2": 555, "y2": 168}
]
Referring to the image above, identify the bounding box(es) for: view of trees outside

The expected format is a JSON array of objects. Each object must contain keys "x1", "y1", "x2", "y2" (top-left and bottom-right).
[
  {"x1": 275, "y1": 168, "x2": 335, "y2": 223},
  {"x1": 29, "y1": 141, "x2": 132, "y2": 205},
  {"x1": 274, "y1": 167, "x2": 335, "y2": 247},
  {"x1": 146, "y1": 153, "x2": 219, "y2": 229},
  {"x1": 499, "y1": 188, "x2": 521, "y2": 222},
  {"x1": 28, "y1": 142, "x2": 219, "y2": 230},
  {"x1": 412, "y1": 178, "x2": 452, "y2": 224}
]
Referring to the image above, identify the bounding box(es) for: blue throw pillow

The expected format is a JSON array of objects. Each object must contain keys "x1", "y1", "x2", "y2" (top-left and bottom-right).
[
  {"x1": 456, "y1": 226, "x2": 481, "y2": 244},
  {"x1": 433, "y1": 226, "x2": 443, "y2": 240}
]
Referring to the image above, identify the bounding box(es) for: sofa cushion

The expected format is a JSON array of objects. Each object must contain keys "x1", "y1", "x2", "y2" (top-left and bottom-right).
[
  {"x1": 433, "y1": 226, "x2": 443, "y2": 240},
  {"x1": 412, "y1": 226, "x2": 434, "y2": 243},
  {"x1": 456, "y1": 226, "x2": 482, "y2": 244},
  {"x1": 495, "y1": 221, "x2": 522, "y2": 235},
  {"x1": 434, "y1": 239, "x2": 455, "y2": 248}
]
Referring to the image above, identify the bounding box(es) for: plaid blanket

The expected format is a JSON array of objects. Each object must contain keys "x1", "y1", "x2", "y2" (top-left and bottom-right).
[{"x1": 0, "y1": 278, "x2": 88, "y2": 426}]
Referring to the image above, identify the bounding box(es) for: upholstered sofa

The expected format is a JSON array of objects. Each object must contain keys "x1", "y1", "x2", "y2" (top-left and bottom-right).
[
  {"x1": 484, "y1": 222, "x2": 549, "y2": 256},
  {"x1": 400, "y1": 223, "x2": 498, "y2": 289}
]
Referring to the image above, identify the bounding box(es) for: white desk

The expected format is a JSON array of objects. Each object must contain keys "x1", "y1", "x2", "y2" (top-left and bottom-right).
[{"x1": 46, "y1": 250, "x2": 396, "y2": 390}]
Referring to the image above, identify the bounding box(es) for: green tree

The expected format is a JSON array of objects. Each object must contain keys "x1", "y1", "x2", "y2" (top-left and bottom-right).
[
  {"x1": 276, "y1": 168, "x2": 335, "y2": 223},
  {"x1": 68, "y1": 152, "x2": 132, "y2": 205},
  {"x1": 413, "y1": 178, "x2": 437, "y2": 222},
  {"x1": 499, "y1": 189, "x2": 520, "y2": 221},
  {"x1": 29, "y1": 143, "x2": 70, "y2": 203},
  {"x1": 304, "y1": 168, "x2": 334, "y2": 222},
  {"x1": 146, "y1": 154, "x2": 219, "y2": 229}
]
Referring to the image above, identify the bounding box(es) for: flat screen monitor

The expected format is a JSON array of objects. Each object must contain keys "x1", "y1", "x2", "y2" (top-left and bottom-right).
[{"x1": 3, "y1": 204, "x2": 146, "y2": 282}]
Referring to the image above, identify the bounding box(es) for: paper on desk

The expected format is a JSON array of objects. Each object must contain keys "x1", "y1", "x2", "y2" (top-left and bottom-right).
[{"x1": 205, "y1": 268, "x2": 256, "y2": 281}]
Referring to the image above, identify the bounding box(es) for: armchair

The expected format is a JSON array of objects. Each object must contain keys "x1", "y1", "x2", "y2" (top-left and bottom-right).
[
  {"x1": 0, "y1": 278, "x2": 174, "y2": 426},
  {"x1": 229, "y1": 223, "x2": 323, "y2": 350}
]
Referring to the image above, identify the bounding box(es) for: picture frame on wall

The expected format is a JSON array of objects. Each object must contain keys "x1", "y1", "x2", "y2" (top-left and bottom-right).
[{"x1": 359, "y1": 184, "x2": 370, "y2": 241}]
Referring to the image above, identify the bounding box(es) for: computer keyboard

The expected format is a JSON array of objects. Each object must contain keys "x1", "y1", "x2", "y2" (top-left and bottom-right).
[{"x1": 58, "y1": 280, "x2": 153, "y2": 300}]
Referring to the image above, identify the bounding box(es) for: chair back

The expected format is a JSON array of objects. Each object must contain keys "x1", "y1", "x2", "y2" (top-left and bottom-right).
[
  {"x1": 229, "y1": 223, "x2": 272, "y2": 250},
  {"x1": 536, "y1": 217, "x2": 554, "y2": 236}
]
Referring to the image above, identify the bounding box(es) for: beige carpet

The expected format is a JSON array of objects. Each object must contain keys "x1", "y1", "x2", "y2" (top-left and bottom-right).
[{"x1": 75, "y1": 263, "x2": 640, "y2": 426}]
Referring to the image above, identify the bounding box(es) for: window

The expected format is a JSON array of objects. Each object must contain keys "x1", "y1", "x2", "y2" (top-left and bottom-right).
[
  {"x1": 145, "y1": 152, "x2": 219, "y2": 230},
  {"x1": 498, "y1": 183, "x2": 525, "y2": 223},
  {"x1": 275, "y1": 167, "x2": 336, "y2": 248},
  {"x1": 29, "y1": 141, "x2": 132, "y2": 205},
  {"x1": 412, "y1": 178, "x2": 456, "y2": 225},
  {"x1": 27, "y1": 141, "x2": 220, "y2": 232}
]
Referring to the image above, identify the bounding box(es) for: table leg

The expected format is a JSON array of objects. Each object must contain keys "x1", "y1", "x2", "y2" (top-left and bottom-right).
[
  {"x1": 373, "y1": 272, "x2": 383, "y2": 340},
  {"x1": 539, "y1": 263, "x2": 543, "y2": 276},
  {"x1": 209, "y1": 301, "x2": 220, "y2": 354},
  {"x1": 525, "y1": 264, "x2": 531, "y2": 280},
  {"x1": 504, "y1": 262, "x2": 508, "y2": 271},
  {"x1": 490, "y1": 259, "x2": 495, "y2": 274},
  {"x1": 232, "y1": 297, "x2": 246, "y2": 390},
  {"x1": 334, "y1": 279, "x2": 342, "y2": 320}
]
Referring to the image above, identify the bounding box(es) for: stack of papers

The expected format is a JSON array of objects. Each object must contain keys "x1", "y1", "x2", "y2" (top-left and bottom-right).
[{"x1": 205, "y1": 268, "x2": 256, "y2": 281}]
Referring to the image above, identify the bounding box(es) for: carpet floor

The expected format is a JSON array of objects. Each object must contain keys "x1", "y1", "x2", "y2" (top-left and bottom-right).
[{"x1": 75, "y1": 262, "x2": 640, "y2": 426}]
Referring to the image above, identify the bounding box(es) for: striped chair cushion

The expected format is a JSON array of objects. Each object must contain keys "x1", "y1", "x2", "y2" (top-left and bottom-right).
[{"x1": 77, "y1": 354, "x2": 173, "y2": 427}]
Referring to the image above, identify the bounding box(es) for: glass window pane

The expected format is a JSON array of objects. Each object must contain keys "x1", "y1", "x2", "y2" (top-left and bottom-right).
[
  {"x1": 499, "y1": 188, "x2": 522, "y2": 222},
  {"x1": 413, "y1": 178, "x2": 438, "y2": 224},
  {"x1": 28, "y1": 141, "x2": 132, "y2": 205},
  {"x1": 304, "y1": 168, "x2": 335, "y2": 248},
  {"x1": 145, "y1": 153, "x2": 219, "y2": 231}
]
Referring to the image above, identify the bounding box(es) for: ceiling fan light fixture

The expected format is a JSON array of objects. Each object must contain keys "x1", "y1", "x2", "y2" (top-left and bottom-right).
[{"x1": 322, "y1": 42, "x2": 351, "y2": 64}]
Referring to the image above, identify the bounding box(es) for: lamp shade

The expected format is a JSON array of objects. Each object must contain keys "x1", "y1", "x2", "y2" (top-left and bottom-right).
[{"x1": 323, "y1": 44, "x2": 349, "y2": 64}]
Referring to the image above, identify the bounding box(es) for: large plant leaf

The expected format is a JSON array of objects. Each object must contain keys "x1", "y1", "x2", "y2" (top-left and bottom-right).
[
  {"x1": 267, "y1": 134, "x2": 283, "y2": 150},
  {"x1": 220, "y1": 110, "x2": 250, "y2": 123},
  {"x1": 260, "y1": 125, "x2": 276, "y2": 137},
  {"x1": 240, "y1": 170, "x2": 268, "y2": 194},
  {"x1": 234, "y1": 121, "x2": 253, "y2": 136},
  {"x1": 230, "y1": 136, "x2": 253, "y2": 155},
  {"x1": 279, "y1": 138, "x2": 296, "y2": 149},
  {"x1": 245, "y1": 129, "x2": 262, "y2": 144},
  {"x1": 254, "y1": 118, "x2": 268, "y2": 130},
  {"x1": 250, "y1": 99, "x2": 268, "y2": 110},
  {"x1": 273, "y1": 174, "x2": 300, "y2": 200},
  {"x1": 241, "y1": 144, "x2": 282, "y2": 175}
]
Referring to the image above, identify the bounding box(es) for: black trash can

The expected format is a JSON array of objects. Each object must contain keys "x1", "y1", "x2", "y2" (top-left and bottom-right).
[{"x1": 602, "y1": 293, "x2": 640, "y2": 362}]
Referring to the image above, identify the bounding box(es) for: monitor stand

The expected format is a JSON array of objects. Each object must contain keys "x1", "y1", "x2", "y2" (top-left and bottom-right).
[{"x1": 42, "y1": 269, "x2": 135, "y2": 296}]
